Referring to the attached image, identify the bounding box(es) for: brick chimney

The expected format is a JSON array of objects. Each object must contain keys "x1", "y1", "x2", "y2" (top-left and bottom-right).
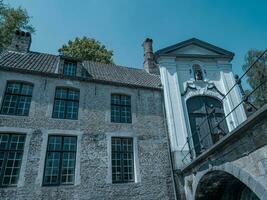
[
  {"x1": 142, "y1": 38, "x2": 159, "y2": 75},
  {"x1": 8, "y1": 30, "x2": 31, "y2": 53}
]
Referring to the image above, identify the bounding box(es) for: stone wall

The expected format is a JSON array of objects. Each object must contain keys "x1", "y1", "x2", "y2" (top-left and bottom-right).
[
  {"x1": 178, "y1": 105, "x2": 267, "y2": 200},
  {"x1": 0, "y1": 70, "x2": 175, "y2": 200}
]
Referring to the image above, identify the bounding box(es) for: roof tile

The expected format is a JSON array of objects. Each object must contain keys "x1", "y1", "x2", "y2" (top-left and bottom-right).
[{"x1": 0, "y1": 51, "x2": 161, "y2": 89}]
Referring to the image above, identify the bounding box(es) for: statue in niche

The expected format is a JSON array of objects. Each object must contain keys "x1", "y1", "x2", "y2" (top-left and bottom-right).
[{"x1": 193, "y1": 64, "x2": 203, "y2": 81}]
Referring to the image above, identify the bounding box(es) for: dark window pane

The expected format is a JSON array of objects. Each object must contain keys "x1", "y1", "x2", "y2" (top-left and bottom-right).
[
  {"x1": 48, "y1": 136, "x2": 62, "y2": 151},
  {"x1": 53, "y1": 100, "x2": 66, "y2": 118},
  {"x1": 20, "y1": 84, "x2": 33, "y2": 96},
  {"x1": 6, "y1": 83, "x2": 20, "y2": 94},
  {"x1": 66, "y1": 101, "x2": 78, "y2": 119},
  {"x1": 55, "y1": 88, "x2": 68, "y2": 99},
  {"x1": 111, "y1": 94, "x2": 131, "y2": 123},
  {"x1": 17, "y1": 96, "x2": 31, "y2": 116},
  {"x1": 63, "y1": 61, "x2": 77, "y2": 76},
  {"x1": 0, "y1": 82, "x2": 33, "y2": 116},
  {"x1": 53, "y1": 88, "x2": 79, "y2": 120},
  {"x1": 68, "y1": 90, "x2": 79, "y2": 101},
  {"x1": 111, "y1": 137, "x2": 134, "y2": 183},
  {"x1": 61, "y1": 152, "x2": 75, "y2": 184},
  {"x1": 43, "y1": 135, "x2": 77, "y2": 186},
  {"x1": 0, "y1": 134, "x2": 25, "y2": 187},
  {"x1": 63, "y1": 137, "x2": 77, "y2": 151},
  {"x1": 0, "y1": 134, "x2": 9, "y2": 150}
]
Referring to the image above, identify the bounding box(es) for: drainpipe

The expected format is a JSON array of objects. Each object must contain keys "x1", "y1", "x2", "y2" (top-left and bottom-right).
[{"x1": 160, "y1": 86, "x2": 178, "y2": 200}]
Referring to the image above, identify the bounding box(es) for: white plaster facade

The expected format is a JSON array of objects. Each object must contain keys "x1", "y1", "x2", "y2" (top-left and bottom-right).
[{"x1": 156, "y1": 39, "x2": 247, "y2": 169}]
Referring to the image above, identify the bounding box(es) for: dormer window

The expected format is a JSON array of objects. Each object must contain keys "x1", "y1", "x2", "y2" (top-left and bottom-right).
[
  {"x1": 192, "y1": 64, "x2": 203, "y2": 81},
  {"x1": 63, "y1": 61, "x2": 77, "y2": 76}
]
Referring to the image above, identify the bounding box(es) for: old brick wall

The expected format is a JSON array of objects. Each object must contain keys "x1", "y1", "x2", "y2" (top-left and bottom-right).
[{"x1": 0, "y1": 70, "x2": 175, "y2": 200}]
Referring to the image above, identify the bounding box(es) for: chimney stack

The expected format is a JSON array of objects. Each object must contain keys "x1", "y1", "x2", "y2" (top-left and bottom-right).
[
  {"x1": 142, "y1": 38, "x2": 159, "y2": 75},
  {"x1": 8, "y1": 30, "x2": 31, "y2": 53}
]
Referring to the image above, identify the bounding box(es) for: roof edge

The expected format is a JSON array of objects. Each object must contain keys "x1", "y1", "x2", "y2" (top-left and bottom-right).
[
  {"x1": 0, "y1": 66, "x2": 162, "y2": 91},
  {"x1": 154, "y1": 38, "x2": 235, "y2": 59}
]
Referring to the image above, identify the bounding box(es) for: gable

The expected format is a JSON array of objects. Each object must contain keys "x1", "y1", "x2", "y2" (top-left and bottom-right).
[
  {"x1": 171, "y1": 44, "x2": 219, "y2": 56},
  {"x1": 155, "y1": 38, "x2": 234, "y2": 60}
]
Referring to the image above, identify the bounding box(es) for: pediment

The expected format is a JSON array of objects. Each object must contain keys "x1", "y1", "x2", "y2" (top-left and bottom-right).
[
  {"x1": 171, "y1": 44, "x2": 219, "y2": 55},
  {"x1": 155, "y1": 38, "x2": 234, "y2": 60}
]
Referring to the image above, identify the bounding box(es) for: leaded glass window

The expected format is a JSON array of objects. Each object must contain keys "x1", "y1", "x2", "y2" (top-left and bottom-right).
[
  {"x1": 52, "y1": 88, "x2": 79, "y2": 120},
  {"x1": 63, "y1": 61, "x2": 77, "y2": 76},
  {"x1": 43, "y1": 135, "x2": 77, "y2": 186},
  {"x1": 0, "y1": 133, "x2": 26, "y2": 187},
  {"x1": 1, "y1": 82, "x2": 33, "y2": 116},
  {"x1": 111, "y1": 137, "x2": 134, "y2": 183},
  {"x1": 111, "y1": 94, "x2": 131, "y2": 123}
]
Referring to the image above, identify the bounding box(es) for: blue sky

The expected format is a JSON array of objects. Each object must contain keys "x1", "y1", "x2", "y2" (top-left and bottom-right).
[{"x1": 5, "y1": 0, "x2": 267, "y2": 76}]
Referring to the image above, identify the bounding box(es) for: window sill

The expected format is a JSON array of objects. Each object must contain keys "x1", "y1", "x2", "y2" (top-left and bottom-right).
[
  {"x1": 0, "y1": 113, "x2": 29, "y2": 117},
  {"x1": 108, "y1": 181, "x2": 138, "y2": 186},
  {"x1": 51, "y1": 117, "x2": 78, "y2": 121},
  {"x1": 42, "y1": 184, "x2": 75, "y2": 188}
]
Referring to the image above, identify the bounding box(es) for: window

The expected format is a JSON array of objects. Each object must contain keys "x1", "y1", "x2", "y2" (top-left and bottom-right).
[
  {"x1": 192, "y1": 64, "x2": 203, "y2": 81},
  {"x1": 0, "y1": 133, "x2": 26, "y2": 187},
  {"x1": 52, "y1": 88, "x2": 79, "y2": 120},
  {"x1": 43, "y1": 135, "x2": 77, "y2": 186},
  {"x1": 63, "y1": 61, "x2": 77, "y2": 76},
  {"x1": 111, "y1": 94, "x2": 131, "y2": 123},
  {"x1": 1, "y1": 82, "x2": 33, "y2": 116},
  {"x1": 111, "y1": 137, "x2": 134, "y2": 183}
]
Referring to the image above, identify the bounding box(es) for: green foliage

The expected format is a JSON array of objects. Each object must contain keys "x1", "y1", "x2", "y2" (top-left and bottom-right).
[
  {"x1": 0, "y1": 1, "x2": 35, "y2": 49},
  {"x1": 242, "y1": 49, "x2": 267, "y2": 108},
  {"x1": 58, "y1": 37, "x2": 114, "y2": 64}
]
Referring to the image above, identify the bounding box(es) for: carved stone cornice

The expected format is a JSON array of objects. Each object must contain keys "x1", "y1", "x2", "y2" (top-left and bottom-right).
[{"x1": 181, "y1": 81, "x2": 225, "y2": 100}]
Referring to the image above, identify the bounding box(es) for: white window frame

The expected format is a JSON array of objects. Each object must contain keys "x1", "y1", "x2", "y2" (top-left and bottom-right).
[
  {"x1": 0, "y1": 127, "x2": 33, "y2": 187},
  {"x1": 106, "y1": 131, "x2": 141, "y2": 184},
  {"x1": 36, "y1": 129, "x2": 83, "y2": 186}
]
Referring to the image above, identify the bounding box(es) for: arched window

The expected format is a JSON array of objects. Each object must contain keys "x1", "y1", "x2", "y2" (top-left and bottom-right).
[
  {"x1": 192, "y1": 64, "x2": 203, "y2": 81},
  {"x1": 187, "y1": 96, "x2": 228, "y2": 156}
]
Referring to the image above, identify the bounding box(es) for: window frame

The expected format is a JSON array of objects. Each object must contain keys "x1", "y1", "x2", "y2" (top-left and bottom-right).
[
  {"x1": 63, "y1": 60, "x2": 77, "y2": 76},
  {"x1": 0, "y1": 81, "x2": 33, "y2": 116},
  {"x1": 52, "y1": 87, "x2": 80, "y2": 120},
  {"x1": 42, "y1": 135, "x2": 77, "y2": 186},
  {"x1": 111, "y1": 137, "x2": 134, "y2": 184},
  {"x1": 111, "y1": 94, "x2": 132, "y2": 123},
  {"x1": 0, "y1": 133, "x2": 26, "y2": 187}
]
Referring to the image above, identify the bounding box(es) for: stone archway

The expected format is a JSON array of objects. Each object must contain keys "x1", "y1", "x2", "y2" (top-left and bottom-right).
[{"x1": 195, "y1": 170, "x2": 260, "y2": 200}]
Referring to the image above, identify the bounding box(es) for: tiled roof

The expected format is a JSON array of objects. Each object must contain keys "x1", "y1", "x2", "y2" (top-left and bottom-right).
[
  {"x1": 84, "y1": 61, "x2": 161, "y2": 89},
  {"x1": 0, "y1": 50, "x2": 59, "y2": 73},
  {"x1": 0, "y1": 50, "x2": 161, "y2": 89}
]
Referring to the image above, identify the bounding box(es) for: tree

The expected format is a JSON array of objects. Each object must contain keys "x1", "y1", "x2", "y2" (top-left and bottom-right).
[
  {"x1": 242, "y1": 49, "x2": 267, "y2": 108},
  {"x1": 0, "y1": 1, "x2": 35, "y2": 50},
  {"x1": 58, "y1": 37, "x2": 114, "y2": 64}
]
